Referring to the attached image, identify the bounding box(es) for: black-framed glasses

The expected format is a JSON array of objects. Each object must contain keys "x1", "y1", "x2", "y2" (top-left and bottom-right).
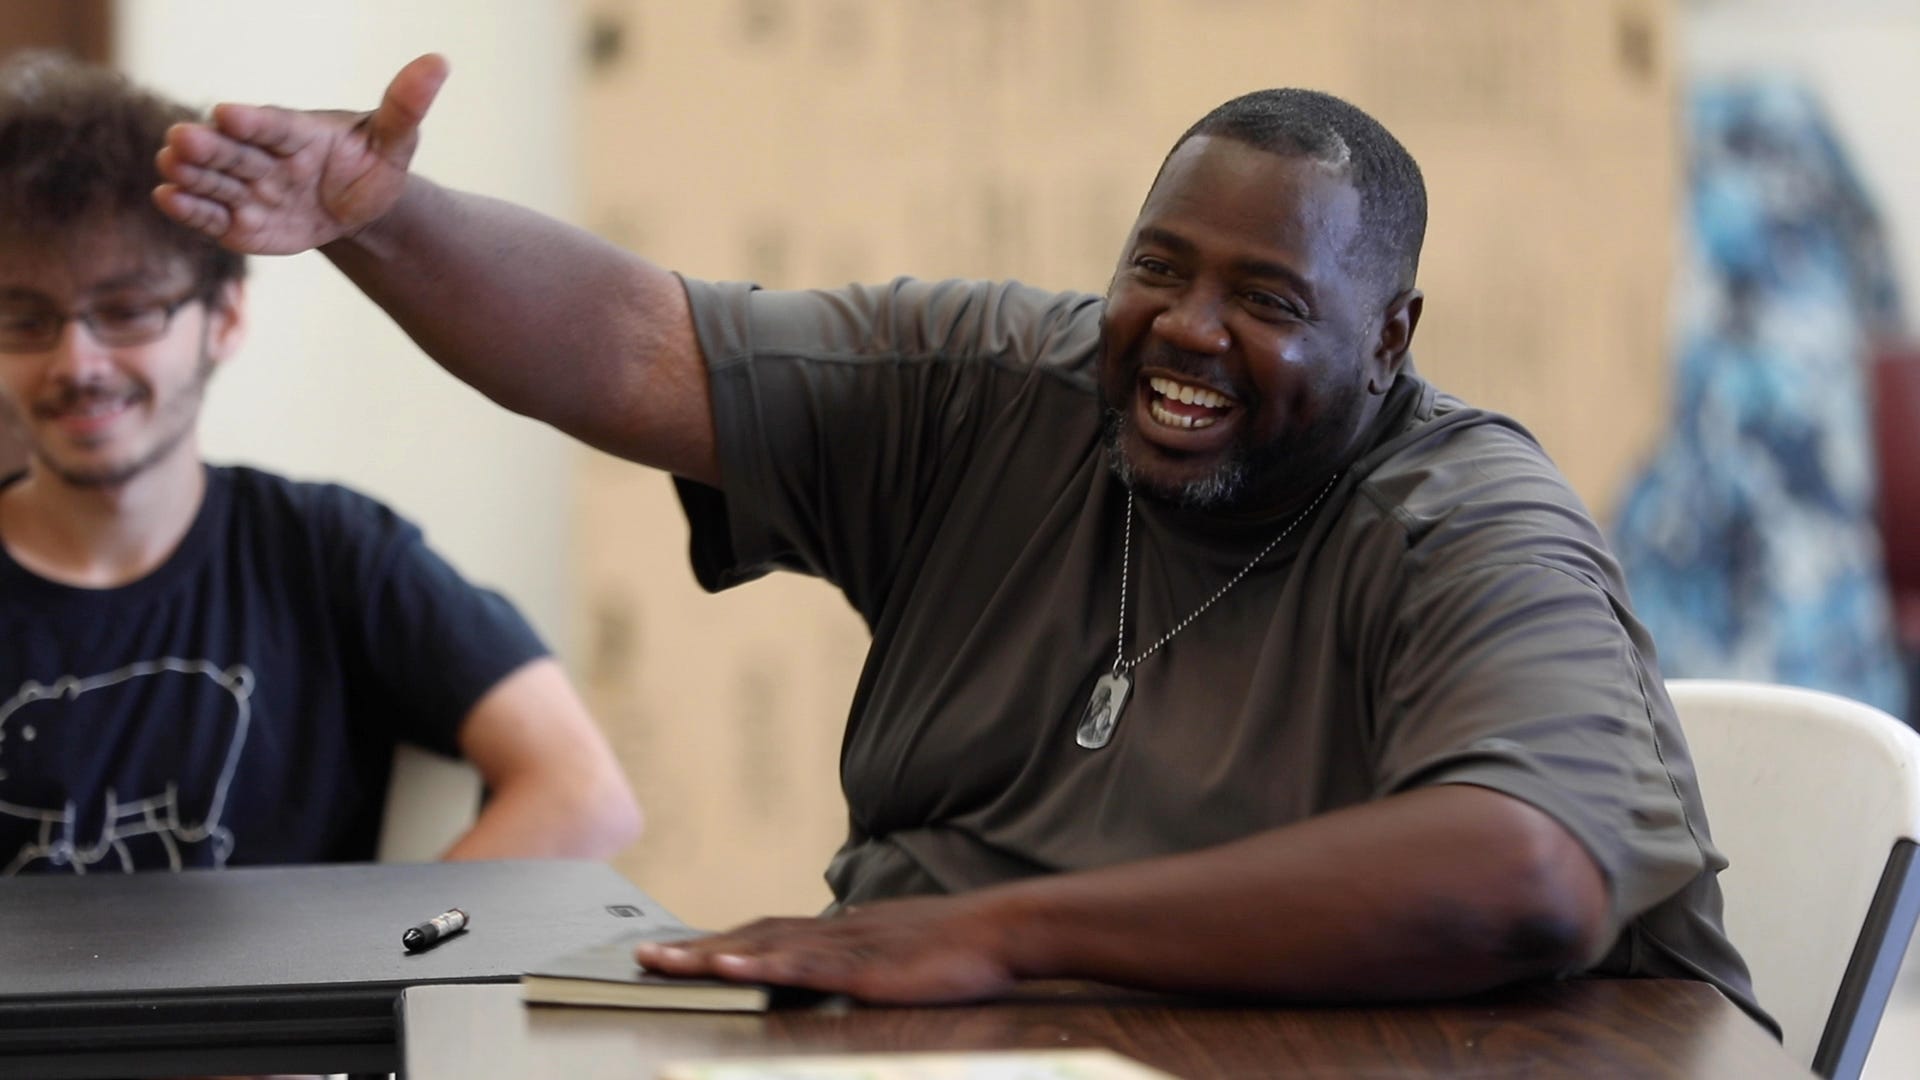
[{"x1": 0, "y1": 284, "x2": 211, "y2": 353}]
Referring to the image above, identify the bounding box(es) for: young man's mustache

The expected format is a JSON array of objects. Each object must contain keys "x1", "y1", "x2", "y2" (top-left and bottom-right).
[{"x1": 33, "y1": 381, "x2": 140, "y2": 418}]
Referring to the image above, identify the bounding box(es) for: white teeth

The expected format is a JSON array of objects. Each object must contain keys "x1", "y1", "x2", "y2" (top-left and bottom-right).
[
  {"x1": 1149, "y1": 400, "x2": 1216, "y2": 430},
  {"x1": 1147, "y1": 376, "x2": 1230, "y2": 409}
]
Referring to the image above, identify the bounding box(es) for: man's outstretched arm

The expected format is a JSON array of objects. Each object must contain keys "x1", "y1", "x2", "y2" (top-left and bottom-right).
[
  {"x1": 154, "y1": 55, "x2": 719, "y2": 485},
  {"x1": 632, "y1": 784, "x2": 1612, "y2": 1004},
  {"x1": 440, "y1": 658, "x2": 642, "y2": 860}
]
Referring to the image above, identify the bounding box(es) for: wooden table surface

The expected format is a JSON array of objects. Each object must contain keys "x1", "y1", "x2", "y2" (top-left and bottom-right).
[{"x1": 400, "y1": 977, "x2": 1807, "y2": 1079}]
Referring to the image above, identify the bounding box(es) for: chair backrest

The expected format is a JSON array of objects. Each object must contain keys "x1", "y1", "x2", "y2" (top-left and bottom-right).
[
  {"x1": 375, "y1": 743, "x2": 483, "y2": 863},
  {"x1": 1668, "y1": 678, "x2": 1920, "y2": 1079}
]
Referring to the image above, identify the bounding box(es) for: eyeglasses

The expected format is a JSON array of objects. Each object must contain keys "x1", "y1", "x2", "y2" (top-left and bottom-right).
[{"x1": 0, "y1": 284, "x2": 210, "y2": 354}]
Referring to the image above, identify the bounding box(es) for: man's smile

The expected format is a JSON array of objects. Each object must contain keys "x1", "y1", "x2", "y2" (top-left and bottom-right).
[
  {"x1": 1135, "y1": 371, "x2": 1242, "y2": 450},
  {"x1": 35, "y1": 387, "x2": 141, "y2": 442}
]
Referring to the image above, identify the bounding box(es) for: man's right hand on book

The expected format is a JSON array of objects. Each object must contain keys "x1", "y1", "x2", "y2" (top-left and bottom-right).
[{"x1": 632, "y1": 893, "x2": 1025, "y2": 1005}]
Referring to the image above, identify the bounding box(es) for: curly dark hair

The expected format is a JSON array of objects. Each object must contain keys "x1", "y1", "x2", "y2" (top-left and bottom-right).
[
  {"x1": 0, "y1": 51, "x2": 244, "y2": 287},
  {"x1": 1167, "y1": 88, "x2": 1425, "y2": 301}
]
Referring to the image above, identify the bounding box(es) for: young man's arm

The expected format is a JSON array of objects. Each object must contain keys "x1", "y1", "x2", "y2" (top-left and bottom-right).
[
  {"x1": 154, "y1": 55, "x2": 719, "y2": 484},
  {"x1": 439, "y1": 658, "x2": 642, "y2": 860},
  {"x1": 633, "y1": 783, "x2": 1610, "y2": 1003}
]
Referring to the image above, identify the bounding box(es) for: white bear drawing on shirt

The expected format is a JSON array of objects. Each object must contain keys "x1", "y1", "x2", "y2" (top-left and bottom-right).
[{"x1": 0, "y1": 659, "x2": 253, "y2": 874}]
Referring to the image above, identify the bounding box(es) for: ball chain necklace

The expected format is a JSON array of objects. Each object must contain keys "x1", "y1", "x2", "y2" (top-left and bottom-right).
[{"x1": 1075, "y1": 473, "x2": 1342, "y2": 750}]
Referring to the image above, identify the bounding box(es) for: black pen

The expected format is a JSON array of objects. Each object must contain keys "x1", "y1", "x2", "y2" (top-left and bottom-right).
[{"x1": 402, "y1": 907, "x2": 468, "y2": 952}]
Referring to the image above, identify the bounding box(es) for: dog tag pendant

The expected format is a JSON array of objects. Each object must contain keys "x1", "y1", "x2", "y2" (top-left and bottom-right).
[{"x1": 1076, "y1": 670, "x2": 1133, "y2": 749}]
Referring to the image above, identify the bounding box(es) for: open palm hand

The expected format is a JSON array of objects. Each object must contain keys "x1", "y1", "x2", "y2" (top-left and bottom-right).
[{"x1": 154, "y1": 54, "x2": 448, "y2": 254}]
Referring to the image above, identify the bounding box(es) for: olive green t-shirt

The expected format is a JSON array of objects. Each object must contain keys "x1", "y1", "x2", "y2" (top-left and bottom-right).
[{"x1": 673, "y1": 275, "x2": 1771, "y2": 1035}]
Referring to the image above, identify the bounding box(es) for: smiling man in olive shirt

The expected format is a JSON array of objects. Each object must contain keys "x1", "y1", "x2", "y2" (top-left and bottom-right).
[{"x1": 154, "y1": 55, "x2": 1769, "y2": 1033}]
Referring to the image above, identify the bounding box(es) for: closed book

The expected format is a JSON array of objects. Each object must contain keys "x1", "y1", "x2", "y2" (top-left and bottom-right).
[
  {"x1": 520, "y1": 930, "x2": 821, "y2": 1013},
  {"x1": 657, "y1": 1049, "x2": 1178, "y2": 1079}
]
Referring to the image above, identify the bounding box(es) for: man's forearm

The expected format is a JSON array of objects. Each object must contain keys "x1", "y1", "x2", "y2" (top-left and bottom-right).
[
  {"x1": 976, "y1": 784, "x2": 1611, "y2": 1001},
  {"x1": 320, "y1": 176, "x2": 717, "y2": 482},
  {"x1": 442, "y1": 660, "x2": 644, "y2": 861},
  {"x1": 441, "y1": 771, "x2": 642, "y2": 860},
  {"x1": 635, "y1": 784, "x2": 1613, "y2": 1004}
]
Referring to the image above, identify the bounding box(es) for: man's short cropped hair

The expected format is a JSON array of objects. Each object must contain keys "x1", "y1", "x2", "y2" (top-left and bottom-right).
[
  {"x1": 0, "y1": 51, "x2": 245, "y2": 288},
  {"x1": 1172, "y1": 88, "x2": 1426, "y2": 300}
]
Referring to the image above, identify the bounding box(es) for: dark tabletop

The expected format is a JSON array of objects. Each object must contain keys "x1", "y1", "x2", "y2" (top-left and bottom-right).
[{"x1": 400, "y1": 977, "x2": 1809, "y2": 1080}]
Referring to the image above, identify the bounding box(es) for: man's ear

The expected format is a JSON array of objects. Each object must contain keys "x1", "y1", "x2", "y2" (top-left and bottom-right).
[
  {"x1": 204, "y1": 279, "x2": 247, "y2": 365},
  {"x1": 1368, "y1": 287, "x2": 1423, "y2": 394}
]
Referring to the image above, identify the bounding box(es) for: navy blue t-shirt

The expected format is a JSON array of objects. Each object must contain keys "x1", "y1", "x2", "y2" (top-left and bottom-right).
[{"x1": 0, "y1": 466, "x2": 547, "y2": 873}]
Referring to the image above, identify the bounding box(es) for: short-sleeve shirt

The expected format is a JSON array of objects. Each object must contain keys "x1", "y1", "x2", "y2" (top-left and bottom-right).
[
  {"x1": 674, "y1": 276, "x2": 1771, "y2": 1034},
  {"x1": 0, "y1": 465, "x2": 547, "y2": 873}
]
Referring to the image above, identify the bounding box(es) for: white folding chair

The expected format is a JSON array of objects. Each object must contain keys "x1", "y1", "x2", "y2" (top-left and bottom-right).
[
  {"x1": 375, "y1": 743, "x2": 483, "y2": 863},
  {"x1": 1668, "y1": 678, "x2": 1920, "y2": 1079}
]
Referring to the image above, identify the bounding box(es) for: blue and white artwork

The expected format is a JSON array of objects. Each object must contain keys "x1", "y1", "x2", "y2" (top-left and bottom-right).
[{"x1": 1613, "y1": 78, "x2": 1908, "y2": 720}]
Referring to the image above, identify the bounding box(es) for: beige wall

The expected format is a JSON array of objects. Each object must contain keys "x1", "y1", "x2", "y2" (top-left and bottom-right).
[{"x1": 576, "y1": 0, "x2": 1677, "y2": 926}]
